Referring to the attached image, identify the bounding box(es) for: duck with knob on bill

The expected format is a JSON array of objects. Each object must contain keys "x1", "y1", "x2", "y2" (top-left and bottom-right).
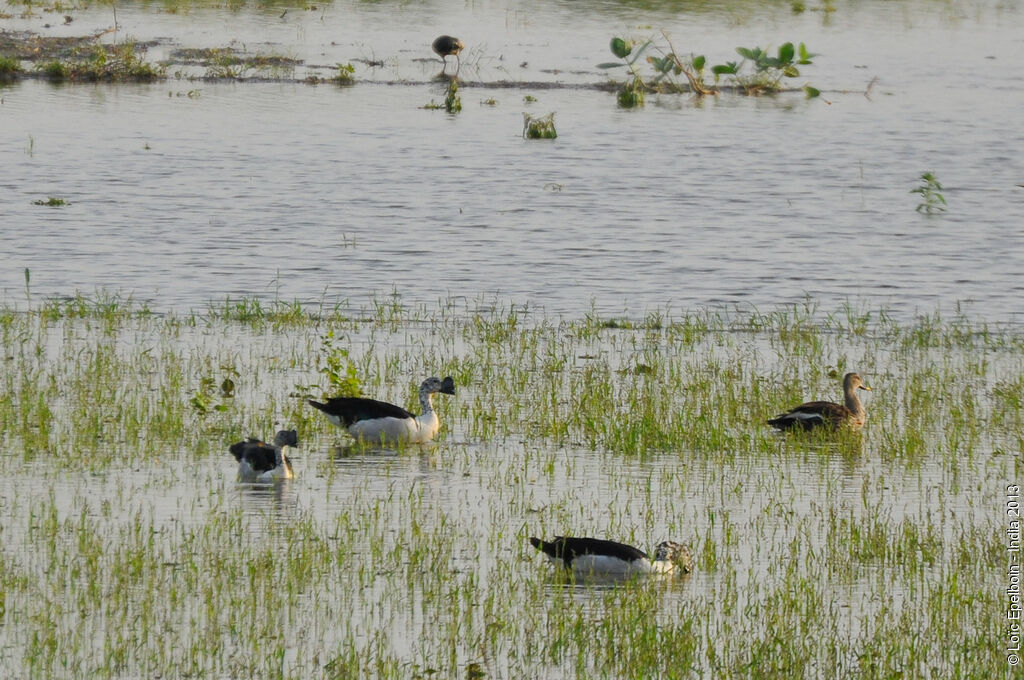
[
  {"x1": 529, "y1": 536, "x2": 694, "y2": 577},
  {"x1": 432, "y1": 35, "x2": 465, "y2": 69},
  {"x1": 229, "y1": 429, "x2": 298, "y2": 482},
  {"x1": 767, "y1": 372, "x2": 872, "y2": 431},
  {"x1": 308, "y1": 376, "x2": 455, "y2": 445}
]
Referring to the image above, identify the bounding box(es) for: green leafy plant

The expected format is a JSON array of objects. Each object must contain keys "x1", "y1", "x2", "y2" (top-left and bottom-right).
[
  {"x1": 522, "y1": 112, "x2": 557, "y2": 139},
  {"x1": 32, "y1": 197, "x2": 68, "y2": 206},
  {"x1": 600, "y1": 33, "x2": 816, "y2": 99},
  {"x1": 0, "y1": 55, "x2": 23, "y2": 80},
  {"x1": 333, "y1": 62, "x2": 355, "y2": 85},
  {"x1": 444, "y1": 80, "x2": 462, "y2": 113},
  {"x1": 911, "y1": 172, "x2": 947, "y2": 214},
  {"x1": 318, "y1": 330, "x2": 362, "y2": 396},
  {"x1": 601, "y1": 37, "x2": 652, "y2": 107},
  {"x1": 39, "y1": 60, "x2": 68, "y2": 80},
  {"x1": 190, "y1": 377, "x2": 225, "y2": 415},
  {"x1": 715, "y1": 41, "x2": 815, "y2": 93}
]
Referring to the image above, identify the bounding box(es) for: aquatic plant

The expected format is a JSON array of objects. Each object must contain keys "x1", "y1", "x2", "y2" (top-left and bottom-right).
[
  {"x1": 444, "y1": 79, "x2": 462, "y2": 113},
  {"x1": 523, "y1": 112, "x2": 557, "y2": 139},
  {"x1": 0, "y1": 55, "x2": 22, "y2": 79},
  {"x1": 34, "y1": 41, "x2": 164, "y2": 81},
  {"x1": 333, "y1": 62, "x2": 355, "y2": 85},
  {"x1": 604, "y1": 37, "x2": 649, "y2": 107},
  {"x1": 911, "y1": 171, "x2": 947, "y2": 214},
  {"x1": 31, "y1": 196, "x2": 67, "y2": 206},
  {"x1": 713, "y1": 42, "x2": 815, "y2": 94},
  {"x1": 314, "y1": 329, "x2": 363, "y2": 397},
  {"x1": 38, "y1": 59, "x2": 68, "y2": 80},
  {"x1": 600, "y1": 33, "x2": 816, "y2": 98}
]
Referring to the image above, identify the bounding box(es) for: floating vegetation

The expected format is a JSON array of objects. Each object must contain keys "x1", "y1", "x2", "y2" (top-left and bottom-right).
[
  {"x1": 0, "y1": 55, "x2": 22, "y2": 79},
  {"x1": 33, "y1": 41, "x2": 163, "y2": 82},
  {"x1": 617, "y1": 75, "x2": 645, "y2": 108},
  {"x1": 167, "y1": 46, "x2": 300, "y2": 79},
  {"x1": 422, "y1": 80, "x2": 462, "y2": 113},
  {"x1": 444, "y1": 79, "x2": 462, "y2": 113},
  {"x1": 523, "y1": 111, "x2": 557, "y2": 139},
  {"x1": 31, "y1": 196, "x2": 67, "y2": 206},
  {"x1": 606, "y1": 37, "x2": 648, "y2": 107},
  {"x1": 912, "y1": 171, "x2": 948, "y2": 214},
  {"x1": 333, "y1": 61, "x2": 355, "y2": 85},
  {"x1": 600, "y1": 31, "x2": 816, "y2": 97}
]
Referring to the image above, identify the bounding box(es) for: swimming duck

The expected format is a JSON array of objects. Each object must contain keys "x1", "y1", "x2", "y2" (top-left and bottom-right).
[
  {"x1": 529, "y1": 536, "x2": 694, "y2": 576},
  {"x1": 229, "y1": 429, "x2": 298, "y2": 482},
  {"x1": 308, "y1": 376, "x2": 455, "y2": 445},
  {"x1": 432, "y1": 35, "x2": 465, "y2": 69},
  {"x1": 767, "y1": 372, "x2": 871, "y2": 431}
]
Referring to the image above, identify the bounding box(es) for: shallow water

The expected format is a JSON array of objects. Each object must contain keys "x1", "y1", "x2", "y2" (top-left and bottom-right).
[
  {"x1": 0, "y1": 306, "x2": 1017, "y2": 676},
  {"x1": 2, "y1": 0, "x2": 1023, "y2": 320},
  {"x1": 0, "y1": 0, "x2": 1021, "y2": 676}
]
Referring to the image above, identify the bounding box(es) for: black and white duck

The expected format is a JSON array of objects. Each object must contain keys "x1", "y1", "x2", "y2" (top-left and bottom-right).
[
  {"x1": 308, "y1": 376, "x2": 455, "y2": 445},
  {"x1": 229, "y1": 429, "x2": 298, "y2": 482},
  {"x1": 529, "y1": 536, "x2": 694, "y2": 577}
]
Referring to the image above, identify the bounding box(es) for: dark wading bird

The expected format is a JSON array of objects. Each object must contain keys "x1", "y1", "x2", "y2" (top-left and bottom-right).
[
  {"x1": 529, "y1": 536, "x2": 694, "y2": 577},
  {"x1": 767, "y1": 372, "x2": 872, "y2": 431},
  {"x1": 432, "y1": 35, "x2": 465, "y2": 70},
  {"x1": 309, "y1": 376, "x2": 455, "y2": 445},
  {"x1": 229, "y1": 429, "x2": 298, "y2": 482}
]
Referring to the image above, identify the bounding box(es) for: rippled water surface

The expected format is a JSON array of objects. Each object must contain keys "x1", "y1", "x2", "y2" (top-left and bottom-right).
[{"x1": 2, "y1": 0, "x2": 1023, "y2": 319}]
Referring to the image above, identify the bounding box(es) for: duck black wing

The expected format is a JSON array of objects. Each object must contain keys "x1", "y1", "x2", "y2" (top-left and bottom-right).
[
  {"x1": 308, "y1": 396, "x2": 415, "y2": 427},
  {"x1": 529, "y1": 536, "x2": 647, "y2": 566},
  {"x1": 767, "y1": 400, "x2": 850, "y2": 430},
  {"x1": 228, "y1": 438, "x2": 279, "y2": 473}
]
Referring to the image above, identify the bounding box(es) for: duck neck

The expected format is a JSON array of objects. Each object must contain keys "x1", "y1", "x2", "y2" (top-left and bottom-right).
[
  {"x1": 844, "y1": 388, "x2": 864, "y2": 418},
  {"x1": 419, "y1": 390, "x2": 436, "y2": 418}
]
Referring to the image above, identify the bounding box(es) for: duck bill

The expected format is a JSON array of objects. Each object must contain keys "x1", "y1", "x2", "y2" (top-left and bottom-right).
[{"x1": 440, "y1": 376, "x2": 456, "y2": 395}]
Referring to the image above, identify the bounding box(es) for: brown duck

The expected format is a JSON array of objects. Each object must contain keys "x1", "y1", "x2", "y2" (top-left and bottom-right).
[{"x1": 768, "y1": 372, "x2": 871, "y2": 431}]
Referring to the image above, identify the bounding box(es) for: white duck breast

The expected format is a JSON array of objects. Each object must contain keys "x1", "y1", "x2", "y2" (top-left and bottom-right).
[
  {"x1": 529, "y1": 536, "x2": 693, "y2": 576},
  {"x1": 229, "y1": 429, "x2": 297, "y2": 482},
  {"x1": 309, "y1": 376, "x2": 455, "y2": 445}
]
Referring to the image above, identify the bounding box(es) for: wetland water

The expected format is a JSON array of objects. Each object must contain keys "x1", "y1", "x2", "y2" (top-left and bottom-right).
[
  {"x1": 1, "y1": 0, "x2": 1023, "y2": 320},
  {"x1": 0, "y1": 0, "x2": 1022, "y2": 678}
]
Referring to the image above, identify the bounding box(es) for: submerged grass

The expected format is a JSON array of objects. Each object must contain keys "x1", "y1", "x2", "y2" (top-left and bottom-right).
[{"x1": 0, "y1": 294, "x2": 1018, "y2": 678}]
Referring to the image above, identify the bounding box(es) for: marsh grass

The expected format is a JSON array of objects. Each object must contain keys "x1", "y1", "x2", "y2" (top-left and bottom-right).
[
  {"x1": 34, "y1": 41, "x2": 164, "y2": 81},
  {"x1": 0, "y1": 294, "x2": 1017, "y2": 678},
  {"x1": 0, "y1": 54, "x2": 23, "y2": 79}
]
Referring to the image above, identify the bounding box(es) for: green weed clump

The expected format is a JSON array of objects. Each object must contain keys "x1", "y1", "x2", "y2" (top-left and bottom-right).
[
  {"x1": 523, "y1": 112, "x2": 557, "y2": 139},
  {"x1": 912, "y1": 171, "x2": 947, "y2": 214},
  {"x1": 600, "y1": 31, "x2": 816, "y2": 98},
  {"x1": 333, "y1": 62, "x2": 355, "y2": 85},
  {"x1": 444, "y1": 79, "x2": 462, "y2": 113},
  {"x1": 36, "y1": 42, "x2": 164, "y2": 82},
  {"x1": 0, "y1": 55, "x2": 23, "y2": 79},
  {"x1": 32, "y1": 196, "x2": 67, "y2": 206}
]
